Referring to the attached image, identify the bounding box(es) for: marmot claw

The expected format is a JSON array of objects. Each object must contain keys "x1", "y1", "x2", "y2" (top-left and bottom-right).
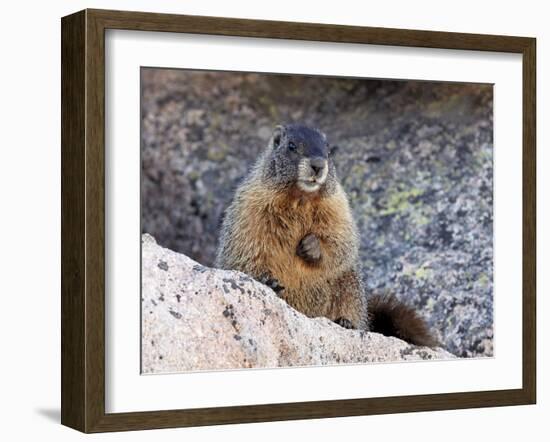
[
  {"x1": 259, "y1": 274, "x2": 285, "y2": 295},
  {"x1": 334, "y1": 317, "x2": 354, "y2": 329}
]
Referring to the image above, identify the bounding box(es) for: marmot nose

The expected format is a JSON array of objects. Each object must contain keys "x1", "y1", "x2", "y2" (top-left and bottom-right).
[{"x1": 310, "y1": 157, "x2": 326, "y2": 176}]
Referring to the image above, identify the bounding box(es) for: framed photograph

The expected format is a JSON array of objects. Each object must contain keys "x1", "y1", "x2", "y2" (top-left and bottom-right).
[{"x1": 61, "y1": 9, "x2": 536, "y2": 433}]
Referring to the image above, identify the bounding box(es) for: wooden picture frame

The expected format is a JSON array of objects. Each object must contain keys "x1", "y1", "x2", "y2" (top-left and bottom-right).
[{"x1": 61, "y1": 8, "x2": 536, "y2": 433}]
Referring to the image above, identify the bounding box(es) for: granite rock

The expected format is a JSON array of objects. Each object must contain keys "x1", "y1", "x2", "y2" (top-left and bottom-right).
[{"x1": 141, "y1": 234, "x2": 453, "y2": 373}]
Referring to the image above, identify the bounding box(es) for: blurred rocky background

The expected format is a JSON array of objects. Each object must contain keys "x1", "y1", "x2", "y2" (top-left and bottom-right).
[{"x1": 141, "y1": 68, "x2": 493, "y2": 358}]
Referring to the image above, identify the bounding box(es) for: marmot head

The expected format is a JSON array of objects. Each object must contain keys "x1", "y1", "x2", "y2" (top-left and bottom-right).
[{"x1": 262, "y1": 124, "x2": 337, "y2": 194}]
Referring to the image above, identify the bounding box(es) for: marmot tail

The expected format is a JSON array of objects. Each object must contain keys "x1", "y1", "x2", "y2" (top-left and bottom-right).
[{"x1": 367, "y1": 293, "x2": 438, "y2": 347}]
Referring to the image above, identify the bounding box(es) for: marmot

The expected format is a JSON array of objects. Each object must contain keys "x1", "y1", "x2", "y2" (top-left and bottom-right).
[{"x1": 215, "y1": 124, "x2": 437, "y2": 347}]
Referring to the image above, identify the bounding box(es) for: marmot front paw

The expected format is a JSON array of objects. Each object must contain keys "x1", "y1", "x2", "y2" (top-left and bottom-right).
[
  {"x1": 258, "y1": 274, "x2": 285, "y2": 295},
  {"x1": 297, "y1": 233, "x2": 321, "y2": 263},
  {"x1": 334, "y1": 317, "x2": 354, "y2": 329}
]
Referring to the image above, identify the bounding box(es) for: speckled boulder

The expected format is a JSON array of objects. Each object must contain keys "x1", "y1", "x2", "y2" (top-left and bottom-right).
[{"x1": 141, "y1": 234, "x2": 453, "y2": 373}]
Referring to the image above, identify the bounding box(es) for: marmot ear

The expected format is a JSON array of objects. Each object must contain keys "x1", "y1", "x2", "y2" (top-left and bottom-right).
[{"x1": 272, "y1": 125, "x2": 285, "y2": 148}]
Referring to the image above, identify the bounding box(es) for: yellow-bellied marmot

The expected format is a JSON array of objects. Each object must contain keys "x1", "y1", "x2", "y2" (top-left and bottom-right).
[{"x1": 215, "y1": 124, "x2": 437, "y2": 346}]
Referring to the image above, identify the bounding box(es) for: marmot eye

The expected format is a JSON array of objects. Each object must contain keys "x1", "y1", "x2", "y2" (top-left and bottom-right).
[{"x1": 288, "y1": 141, "x2": 297, "y2": 152}]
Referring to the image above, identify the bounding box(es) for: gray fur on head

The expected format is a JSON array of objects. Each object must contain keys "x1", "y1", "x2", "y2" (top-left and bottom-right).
[{"x1": 258, "y1": 124, "x2": 338, "y2": 194}]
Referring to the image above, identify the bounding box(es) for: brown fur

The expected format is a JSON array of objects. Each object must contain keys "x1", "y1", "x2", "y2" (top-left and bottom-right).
[
  {"x1": 368, "y1": 293, "x2": 439, "y2": 347},
  {"x1": 216, "y1": 179, "x2": 367, "y2": 329}
]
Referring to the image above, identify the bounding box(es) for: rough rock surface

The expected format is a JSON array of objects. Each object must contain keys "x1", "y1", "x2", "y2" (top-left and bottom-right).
[
  {"x1": 141, "y1": 70, "x2": 493, "y2": 358},
  {"x1": 142, "y1": 234, "x2": 453, "y2": 373}
]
